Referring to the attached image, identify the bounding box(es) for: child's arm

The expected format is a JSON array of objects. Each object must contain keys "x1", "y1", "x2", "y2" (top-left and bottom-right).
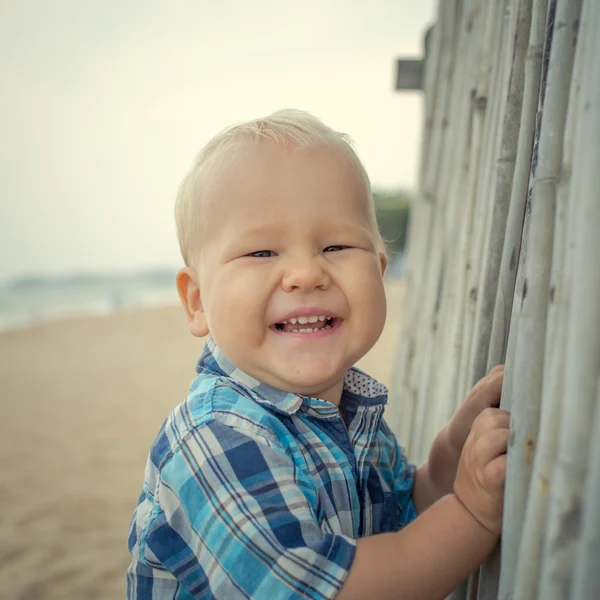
[
  {"x1": 128, "y1": 374, "x2": 507, "y2": 600},
  {"x1": 412, "y1": 365, "x2": 504, "y2": 512},
  {"x1": 337, "y1": 406, "x2": 510, "y2": 600}
]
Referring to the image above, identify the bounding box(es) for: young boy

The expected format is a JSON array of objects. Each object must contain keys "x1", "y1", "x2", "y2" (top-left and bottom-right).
[{"x1": 127, "y1": 109, "x2": 510, "y2": 600}]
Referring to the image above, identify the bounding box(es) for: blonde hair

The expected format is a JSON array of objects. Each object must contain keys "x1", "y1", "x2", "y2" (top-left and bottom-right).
[{"x1": 174, "y1": 109, "x2": 384, "y2": 267}]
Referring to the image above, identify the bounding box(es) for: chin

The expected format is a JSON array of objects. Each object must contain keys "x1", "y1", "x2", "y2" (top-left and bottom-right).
[
  {"x1": 283, "y1": 372, "x2": 341, "y2": 395},
  {"x1": 284, "y1": 351, "x2": 347, "y2": 372}
]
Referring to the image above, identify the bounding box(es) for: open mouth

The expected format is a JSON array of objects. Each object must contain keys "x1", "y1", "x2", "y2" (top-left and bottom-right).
[{"x1": 272, "y1": 315, "x2": 341, "y2": 334}]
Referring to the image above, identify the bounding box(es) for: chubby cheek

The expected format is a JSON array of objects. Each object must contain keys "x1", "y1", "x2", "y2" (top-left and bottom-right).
[
  {"x1": 354, "y1": 274, "x2": 387, "y2": 346},
  {"x1": 204, "y1": 269, "x2": 272, "y2": 346},
  {"x1": 370, "y1": 286, "x2": 388, "y2": 337}
]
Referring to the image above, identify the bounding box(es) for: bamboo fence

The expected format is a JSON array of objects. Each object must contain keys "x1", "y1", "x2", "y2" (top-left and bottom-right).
[{"x1": 390, "y1": 0, "x2": 600, "y2": 597}]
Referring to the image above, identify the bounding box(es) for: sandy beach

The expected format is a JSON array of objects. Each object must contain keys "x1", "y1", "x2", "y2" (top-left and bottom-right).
[{"x1": 0, "y1": 281, "x2": 404, "y2": 599}]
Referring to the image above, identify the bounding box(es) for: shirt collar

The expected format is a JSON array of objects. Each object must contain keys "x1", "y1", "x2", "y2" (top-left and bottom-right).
[{"x1": 196, "y1": 336, "x2": 388, "y2": 417}]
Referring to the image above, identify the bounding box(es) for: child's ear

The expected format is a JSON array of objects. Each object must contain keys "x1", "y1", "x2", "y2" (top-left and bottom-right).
[
  {"x1": 176, "y1": 267, "x2": 209, "y2": 338},
  {"x1": 378, "y1": 252, "x2": 388, "y2": 277}
]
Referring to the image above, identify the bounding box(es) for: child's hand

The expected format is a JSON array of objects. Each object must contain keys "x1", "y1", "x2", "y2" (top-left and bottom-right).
[
  {"x1": 454, "y1": 407, "x2": 510, "y2": 534},
  {"x1": 447, "y1": 365, "x2": 504, "y2": 453}
]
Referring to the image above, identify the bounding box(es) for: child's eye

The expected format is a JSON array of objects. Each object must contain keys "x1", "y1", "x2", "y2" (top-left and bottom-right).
[
  {"x1": 247, "y1": 250, "x2": 275, "y2": 258},
  {"x1": 324, "y1": 245, "x2": 349, "y2": 253}
]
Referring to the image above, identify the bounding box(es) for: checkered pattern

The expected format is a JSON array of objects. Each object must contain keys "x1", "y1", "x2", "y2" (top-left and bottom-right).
[{"x1": 127, "y1": 338, "x2": 416, "y2": 599}]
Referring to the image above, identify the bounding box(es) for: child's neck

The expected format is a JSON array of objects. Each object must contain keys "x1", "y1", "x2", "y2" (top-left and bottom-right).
[{"x1": 312, "y1": 379, "x2": 344, "y2": 408}]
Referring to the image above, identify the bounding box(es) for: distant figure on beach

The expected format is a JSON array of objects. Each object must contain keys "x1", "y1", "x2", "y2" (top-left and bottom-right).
[
  {"x1": 111, "y1": 289, "x2": 124, "y2": 310},
  {"x1": 126, "y1": 110, "x2": 510, "y2": 599}
]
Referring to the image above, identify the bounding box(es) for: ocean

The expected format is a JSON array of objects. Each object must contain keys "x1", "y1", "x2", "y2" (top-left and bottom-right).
[
  {"x1": 0, "y1": 269, "x2": 180, "y2": 332},
  {"x1": 0, "y1": 254, "x2": 405, "y2": 333}
]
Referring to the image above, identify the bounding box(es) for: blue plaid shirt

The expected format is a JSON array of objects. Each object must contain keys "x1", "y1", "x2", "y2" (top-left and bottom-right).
[{"x1": 127, "y1": 338, "x2": 416, "y2": 599}]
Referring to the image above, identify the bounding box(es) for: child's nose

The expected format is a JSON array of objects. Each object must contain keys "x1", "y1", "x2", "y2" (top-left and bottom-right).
[{"x1": 281, "y1": 256, "x2": 330, "y2": 292}]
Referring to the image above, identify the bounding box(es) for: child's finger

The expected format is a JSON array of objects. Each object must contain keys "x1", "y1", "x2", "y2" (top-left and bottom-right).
[
  {"x1": 483, "y1": 453, "x2": 508, "y2": 490},
  {"x1": 474, "y1": 427, "x2": 510, "y2": 464},
  {"x1": 470, "y1": 369, "x2": 504, "y2": 410},
  {"x1": 471, "y1": 407, "x2": 510, "y2": 435}
]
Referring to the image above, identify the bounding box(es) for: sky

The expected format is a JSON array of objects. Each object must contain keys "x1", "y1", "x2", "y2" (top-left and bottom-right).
[{"x1": 0, "y1": 0, "x2": 436, "y2": 280}]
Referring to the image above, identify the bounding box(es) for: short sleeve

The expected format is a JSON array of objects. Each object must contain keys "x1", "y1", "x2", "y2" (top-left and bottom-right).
[{"x1": 129, "y1": 419, "x2": 356, "y2": 599}]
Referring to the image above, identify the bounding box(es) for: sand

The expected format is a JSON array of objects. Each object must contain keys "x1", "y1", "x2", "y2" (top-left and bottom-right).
[{"x1": 0, "y1": 281, "x2": 404, "y2": 599}]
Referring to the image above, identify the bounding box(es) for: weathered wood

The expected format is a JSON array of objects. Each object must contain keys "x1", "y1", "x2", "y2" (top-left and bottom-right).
[
  {"x1": 473, "y1": 0, "x2": 536, "y2": 596},
  {"x1": 498, "y1": 0, "x2": 584, "y2": 594},
  {"x1": 512, "y1": 0, "x2": 588, "y2": 597},
  {"x1": 538, "y1": 0, "x2": 600, "y2": 596},
  {"x1": 571, "y1": 383, "x2": 600, "y2": 598},
  {"x1": 392, "y1": 1, "x2": 599, "y2": 597}
]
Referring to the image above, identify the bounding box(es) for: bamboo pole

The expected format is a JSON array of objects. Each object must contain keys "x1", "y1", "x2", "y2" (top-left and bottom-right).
[
  {"x1": 443, "y1": 0, "x2": 498, "y2": 428},
  {"x1": 495, "y1": 5, "x2": 559, "y2": 593},
  {"x1": 467, "y1": 0, "x2": 530, "y2": 387},
  {"x1": 538, "y1": 0, "x2": 600, "y2": 595},
  {"x1": 511, "y1": 0, "x2": 588, "y2": 596},
  {"x1": 498, "y1": 0, "x2": 582, "y2": 595},
  {"x1": 455, "y1": 0, "x2": 508, "y2": 410},
  {"x1": 566, "y1": 11, "x2": 600, "y2": 600},
  {"x1": 571, "y1": 383, "x2": 600, "y2": 598},
  {"x1": 453, "y1": 3, "x2": 518, "y2": 599},
  {"x1": 410, "y1": 216, "x2": 443, "y2": 464},
  {"x1": 389, "y1": 0, "x2": 447, "y2": 455},
  {"x1": 420, "y1": 0, "x2": 487, "y2": 460},
  {"x1": 474, "y1": 0, "x2": 542, "y2": 596},
  {"x1": 392, "y1": 1, "x2": 599, "y2": 597},
  {"x1": 407, "y1": 0, "x2": 461, "y2": 463},
  {"x1": 412, "y1": 0, "x2": 469, "y2": 462},
  {"x1": 487, "y1": 0, "x2": 548, "y2": 370}
]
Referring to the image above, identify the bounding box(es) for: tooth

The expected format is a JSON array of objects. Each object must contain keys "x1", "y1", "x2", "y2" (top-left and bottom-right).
[
  {"x1": 308, "y1": 316, "x2": 319, "y2": 323},
  {"x1": 324, "y1": 325, "x2": 332, "y2": 329},
  {"x1": 292, "y1": 329, "x2": 299, "y2": 332},
  {"x1": 297, "y1": 316, "x2": 309, "y2": 324},
  {"x1": 318, "y1": 316, "x2": 326, "y2": 321},
  {"x1": 289, "y1": 317, "x2": 297, "y2": 324}
]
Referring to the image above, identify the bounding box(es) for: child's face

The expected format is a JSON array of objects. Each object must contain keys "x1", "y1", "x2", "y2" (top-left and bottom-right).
[{"x1": 181, "y1": 141, "x2": 387, "y2": 405}]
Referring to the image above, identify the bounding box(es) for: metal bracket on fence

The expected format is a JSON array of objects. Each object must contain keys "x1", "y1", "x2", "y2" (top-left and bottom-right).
[
  {"x1": 394, "y1": 25, "x2": 433, "y2": 92},
  {"x1": 395, "y1": 59, "x2": 425, "y2": 91}
]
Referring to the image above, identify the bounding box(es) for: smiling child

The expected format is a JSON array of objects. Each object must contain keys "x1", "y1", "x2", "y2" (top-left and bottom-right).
[{"x1": 126, "y1": 109, "x2": 510, "y2": 600}]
